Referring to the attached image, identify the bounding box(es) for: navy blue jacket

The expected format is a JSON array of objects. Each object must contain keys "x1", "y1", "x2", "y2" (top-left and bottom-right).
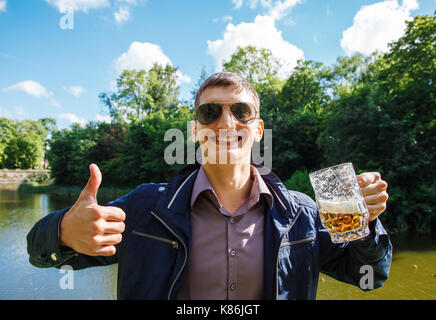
[{"x1": 27, "y1": 163, "x2": 392, "y2": 299}]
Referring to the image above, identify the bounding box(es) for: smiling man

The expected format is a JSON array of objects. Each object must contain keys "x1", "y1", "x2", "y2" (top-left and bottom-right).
[{"x1": 27, "y1": 71, "x2": 392, "y2": 300}]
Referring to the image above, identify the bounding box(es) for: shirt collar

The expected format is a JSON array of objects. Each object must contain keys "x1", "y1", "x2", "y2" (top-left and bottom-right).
[{"x1": 190, "y1": 165, "x2": 273, "y2": 210}]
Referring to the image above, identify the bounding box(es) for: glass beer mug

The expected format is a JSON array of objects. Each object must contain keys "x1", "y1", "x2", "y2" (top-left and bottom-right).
[{"x1": 309, "y1": 163, "x2": 370, "y2": 243}]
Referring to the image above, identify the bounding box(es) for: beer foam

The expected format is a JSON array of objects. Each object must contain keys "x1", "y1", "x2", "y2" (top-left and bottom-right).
[{"x1": 317, "y1": 199, "x2": 360, "y2": 214}]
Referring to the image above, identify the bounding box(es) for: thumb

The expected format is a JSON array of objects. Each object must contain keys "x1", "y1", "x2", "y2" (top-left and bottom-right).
[{"x1": 81, "y1": 163, "x2": 102, "y2": 203}]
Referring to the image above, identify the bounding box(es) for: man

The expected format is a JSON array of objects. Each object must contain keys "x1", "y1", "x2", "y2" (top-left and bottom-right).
[{"x1": 27, "y1": 72, "x2": 392, "y2": 300}]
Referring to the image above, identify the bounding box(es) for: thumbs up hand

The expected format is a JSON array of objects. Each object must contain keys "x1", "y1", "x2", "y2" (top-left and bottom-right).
[{"x1": 59, "y1": 164, "x2": 126, "y2": 256}]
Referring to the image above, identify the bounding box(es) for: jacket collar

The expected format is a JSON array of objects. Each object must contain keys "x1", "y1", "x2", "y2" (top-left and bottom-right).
[
  {"x1": 151, "y1": 163, "x2": 303, "y2": 300},
  {"x1": 151, "y1": 163, "x2": 201, "y2": 247},
  {"x1": 151, "y1": 162, "x2": 301, "y2": 244}
]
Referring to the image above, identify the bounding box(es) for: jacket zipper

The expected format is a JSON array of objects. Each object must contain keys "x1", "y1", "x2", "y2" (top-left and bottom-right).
[
  {"x1": 280, "y1": 236, "x2": 316, "y2": 248},
  {"x1": 275, "y1": 207, "x2": 302, "y2": 299},
  {"x1": 150, "y1": 211, "x2": 187, "y2": 300},
  {"x1": 131, "y1": 230, "x2": 179, "y2": 249}
]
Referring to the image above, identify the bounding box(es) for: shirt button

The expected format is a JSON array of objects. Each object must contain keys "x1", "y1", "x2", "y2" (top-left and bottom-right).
[
  {"x1": 230, "y1": 283, "x2": 236, "y2": 290},
  {"x1": 229, "y1": 218, "x2": 235, "y2": 224},
  {"x1": 230, "y1": 249, "x2": 237, "y2": 256},
  {"x1": 50, "y1": 253, "x2": 58, "y2": 262}
]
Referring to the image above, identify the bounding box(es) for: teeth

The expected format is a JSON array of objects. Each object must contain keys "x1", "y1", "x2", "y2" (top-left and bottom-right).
[{"x1": 216, "y1": 136, "x2": 238, "y2": 142}]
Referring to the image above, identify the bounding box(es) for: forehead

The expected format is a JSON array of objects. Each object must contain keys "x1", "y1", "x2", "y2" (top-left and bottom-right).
[{"x1": 197, "y1": 86, "x2": 255, "y2": 106}]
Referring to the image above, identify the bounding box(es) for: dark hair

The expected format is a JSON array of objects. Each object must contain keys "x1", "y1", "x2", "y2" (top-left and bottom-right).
[{"x1": 194, "y1": 72, "x2": 260, "y2": 110}]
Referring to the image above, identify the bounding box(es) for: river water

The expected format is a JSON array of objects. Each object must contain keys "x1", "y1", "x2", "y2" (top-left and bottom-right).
[{"x1": 0, "y1": 184, "x2": 435, "y2": 300}]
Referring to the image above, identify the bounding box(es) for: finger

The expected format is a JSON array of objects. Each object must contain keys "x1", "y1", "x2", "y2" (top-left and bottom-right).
[
  {"x1": 95, "y1": 245, "x2": 117, "y2": 256},
  {"x1": 81, "y1": 163, "x2": 102, "y2": 203},
  {"x1": 101, "y1": 206, "x2": 126, "y2": 222},
  {"x1": 361, "y1": 179, "x2": 388, "y2": 197},
  {"x1": 97, "y1": 233, "x2": 123, "y2": 246},
  {"x1": 103, "y1": 221, "x2": 125, "y2": 234},
  {"x1": 367, "y1": 203, "x2": 386, "y2": 221},
  {"x1": 364, "y1": 191, "x2": 389, "y2": 205},
  {"x1": 357, "y1": 172, "x2": 381, "y2": 188}
]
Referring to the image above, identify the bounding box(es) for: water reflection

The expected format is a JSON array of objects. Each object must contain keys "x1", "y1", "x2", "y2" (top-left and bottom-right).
[
  {"x1": 1, "y1": 184, "x2": 435, "y2": 300},
  {"x1": 0, "y1": 185, "x2": 117, "y2": 300}
]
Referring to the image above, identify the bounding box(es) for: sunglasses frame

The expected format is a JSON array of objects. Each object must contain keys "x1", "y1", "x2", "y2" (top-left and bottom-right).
[{"x1": 194, "y1": 102, "x2": 260, "y2": 125}]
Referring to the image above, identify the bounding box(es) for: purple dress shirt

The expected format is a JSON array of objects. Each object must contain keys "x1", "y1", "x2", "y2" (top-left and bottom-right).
[{"x1": 176, "y1": 165, "x2": 273, "y2": 300}]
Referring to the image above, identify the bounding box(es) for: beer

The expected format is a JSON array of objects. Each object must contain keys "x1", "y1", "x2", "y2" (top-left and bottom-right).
[
  {"x1": 317, "y1": 199, "x2": 368, "y2": 242},
  {"x1": 321, "y1": 212, "x2": 364, "y2": 233},
  {"x1": 310, "y1": 163, "x2": 370, "y2": 243}
]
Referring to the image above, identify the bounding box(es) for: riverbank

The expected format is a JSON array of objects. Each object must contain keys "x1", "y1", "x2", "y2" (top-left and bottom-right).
[
  {"x1": 0, "y1": 169, "x2": 50, "y2": 184},
  {"x1": 17, "y1": 182, "x2": 132, "y2": 202}
]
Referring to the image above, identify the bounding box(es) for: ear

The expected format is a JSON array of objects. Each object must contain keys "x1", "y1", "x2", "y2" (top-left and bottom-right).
[
  {"x1": 190, "y1": 120, "x2": 198, "y2": 143},
  {"x1": 254, "y1": 119, "x2": 264, "y2": 143}
]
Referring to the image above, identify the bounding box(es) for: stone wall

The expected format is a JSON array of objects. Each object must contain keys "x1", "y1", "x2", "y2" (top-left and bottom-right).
[{"x1": 0, "y1": 169, "x2": 51, "y2": 184}]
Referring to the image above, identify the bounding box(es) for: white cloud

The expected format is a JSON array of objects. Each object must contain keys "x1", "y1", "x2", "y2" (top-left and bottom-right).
[
  {"x1": 95, "y1": 113, "x2": 111, "y2": 123},
  {"x1": 214, "y1": 15, "x2": 233, "y2": 23},
  {"x1": 3, "y1": 80, "x2": 61, "y2": 108},
  {"x1": 114, "y1": 41, "x2": 191, "y2": 84},
  {"x1": 232, "y1": 0, "x2": 243, "y2": 9},
  {"x1": 114, "y1": 6, "x2": 130, "y2": 24},
  {"x1": 232, "y1": 0, "x2": 302, "y2": 20},
  {"x1": 0, "y1": 106, "x2": 12, "y2": 118},
  {"x1": 208, "y1": 1, "x2": 304, "y2": 79},
  {"x1": 45, "y1": 0, "x2": 110, "y2": 13},
  {"x1": 59, "y1": 113, "x2": 87, "y2": 126},
  {"x1": 4, "y1": 80, "x2": 49, "y2": 98},
  {"x1": 115, "y1": 42, "x2": 171, "y2": 73},
  {"x1": 326, "y1": 4, "x2": 333, "y2": 17},
  {"x1": 207, "y1": 15, "x2": 304, "y2": 80},
  {"x1": 341, "y1": 0, "x2": 419, "y2": 55},
  {"x1": 0, "y1": 0, "x2": 6, "y2": 12},
  {"x1": 0, "y1": 106, "x2": 25, "y2": 118},
  {"x1": 222, "y1": 15, "x2": 233, "y2": 22},
  {"x1": 64, "y1": 85, "x2": 85, "y2": 98},
  {"x1": 117, "y1": 0, "x2": 137, "y2": 4},
  {"x1": 176, "y1": 72, "x2": 192, "y2": 84},
  {"x1": 267, "y1": 0, "x2": 302, "y2": 21},
  {"x1": 14, "y1": 106, "x2": 25, "y2": 116}
]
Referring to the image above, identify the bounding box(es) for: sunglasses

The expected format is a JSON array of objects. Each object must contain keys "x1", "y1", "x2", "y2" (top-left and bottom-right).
[{"x1": 195, "y1": 102, "x2": 259, "y2": 125}]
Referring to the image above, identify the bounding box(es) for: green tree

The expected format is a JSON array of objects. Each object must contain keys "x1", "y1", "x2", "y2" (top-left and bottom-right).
[
  {"x1": 99, "y1": 64, "x2": 180, "y2": 122},
  {"x1": 0, "y1": 118, "x2": 15, "y2": 168},
  {"x1": 267, "y1": 60, "x2": 329, "y2": 179},
  {"x1": 48, "y1": 123, "x2": 98, "y2": 185},
  {"x1": 120, "y1": 107, "x2": 193, "y2": 186},
  {"x1": 376, "y1": 13, "x2": 436, "y2": 234},
  {"x1": 222, "y1": 45, "x2": 284, "y2": 105},
  {"x1": 190, "y1": 66, "x2": 209, "y2": 106},
  {"x1": 223, "y1": 45, "x2": 282, "y2": 86},
  {"x1": 318, "y1": 13, "x2": 436, "y2": 234},
  {"x1": 1, "y1": 119, "x2": 47, "y2": 169}
]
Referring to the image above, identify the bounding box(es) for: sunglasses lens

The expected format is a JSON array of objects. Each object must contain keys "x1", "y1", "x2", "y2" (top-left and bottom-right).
[
  {"x1": 230, "y1": 102, "x2": 256, "y2": 123},
  {"x1": 196, "y1": 103, "x2": 222, "y2": 125}
]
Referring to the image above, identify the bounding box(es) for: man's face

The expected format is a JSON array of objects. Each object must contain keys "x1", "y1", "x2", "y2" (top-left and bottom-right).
[{"x1": 192, "y1": 85, "x2": 264, "y2": 165}]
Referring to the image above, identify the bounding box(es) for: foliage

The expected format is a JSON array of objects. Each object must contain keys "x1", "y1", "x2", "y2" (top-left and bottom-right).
[
  {"x1": 284, "y1": 170, "x2": 314, "y2": 201},
  {"x1": 7, "y1": 12, "x2": 436, "y2": 234},
  {"x1": 0, "y1": 118, "x2": 51, "y2": 169},
  {"x1": 263, "y1": 60, "x2": 329, "y2": 179},
  {"x1": 317, "y1": 13, "x2": 436, "y2": 234},
  {"x1": 99, "y1": 63, "x2": 180, "y2": 122},
  {"x1": 47, "y1": 107, "x2": 193, "y2": 188}
]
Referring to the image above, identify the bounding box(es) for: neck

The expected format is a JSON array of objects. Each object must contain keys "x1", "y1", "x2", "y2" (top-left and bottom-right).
[{"x1": 203, "y1": 162, "x2": 253, "y2": 214}]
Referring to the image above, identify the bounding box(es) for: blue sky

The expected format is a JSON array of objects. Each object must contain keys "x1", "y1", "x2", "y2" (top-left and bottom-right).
[{"x1": 0, "y1": 0, "x2": 434, "y2": 129}]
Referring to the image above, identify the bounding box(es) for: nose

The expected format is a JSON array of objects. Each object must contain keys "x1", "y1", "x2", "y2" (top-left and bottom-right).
[{"x1": 215, "y1": 106, "x2": 237, "y2": 129}]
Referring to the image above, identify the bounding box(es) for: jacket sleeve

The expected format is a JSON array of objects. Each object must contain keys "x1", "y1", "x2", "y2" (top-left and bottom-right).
[
  {"x1": 318, "y1": 214, "x2": 393, "y2": 291},
  {"x1": 26, "y1": 188, "x2": 135, "y2": 271},
  {"x1": 26, "y1": 183, "x2": 160, "y2": 270},
  {"x1": 26, "y1": 205, "x2": 120, "y2": 270}
]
